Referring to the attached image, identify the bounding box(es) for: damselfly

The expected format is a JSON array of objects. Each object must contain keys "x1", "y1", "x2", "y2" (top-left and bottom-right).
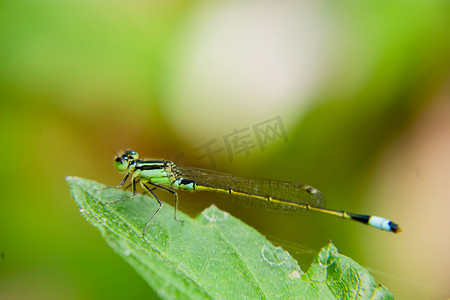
[{"x1": 106, "y1": 150, "x2": 401, "y2": 236}]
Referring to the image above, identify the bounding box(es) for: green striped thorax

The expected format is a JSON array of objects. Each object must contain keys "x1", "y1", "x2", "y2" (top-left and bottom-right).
[{"x1": 113, "y1": 150, "x2": 180, "y2": 187}]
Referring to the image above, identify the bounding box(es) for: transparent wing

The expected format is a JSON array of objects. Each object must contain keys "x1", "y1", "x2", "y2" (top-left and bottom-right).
[{"x1": 176, "y1": 166, "x2": 325, "y2": 215}]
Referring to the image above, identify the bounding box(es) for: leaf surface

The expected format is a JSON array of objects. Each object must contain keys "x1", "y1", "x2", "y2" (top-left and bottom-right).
[{"x1": 67, "y1": 176, "x2": 394, "y2": 299}]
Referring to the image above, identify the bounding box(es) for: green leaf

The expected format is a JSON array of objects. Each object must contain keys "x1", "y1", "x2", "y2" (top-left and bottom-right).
[{"x1": 67, "y1": 176, "x2": 394, "y2": 299}]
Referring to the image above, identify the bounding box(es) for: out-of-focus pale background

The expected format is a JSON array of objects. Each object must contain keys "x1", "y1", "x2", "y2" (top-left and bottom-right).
[{"x1": 0, "y1": 1, "x2": 448, "y2": 299}]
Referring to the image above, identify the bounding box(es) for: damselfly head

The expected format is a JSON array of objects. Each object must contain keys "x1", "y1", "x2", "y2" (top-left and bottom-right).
[{"x1": 114, "y1": 150, "x2": 139, "y2": 172}]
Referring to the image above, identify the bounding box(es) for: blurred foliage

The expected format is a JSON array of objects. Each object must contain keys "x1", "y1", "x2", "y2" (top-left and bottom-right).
[{"x1": 0, "y1": 0, "x2": 448, "y2": 299}]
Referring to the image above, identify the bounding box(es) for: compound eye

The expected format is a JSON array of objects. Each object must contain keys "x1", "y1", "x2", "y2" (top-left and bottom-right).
[{"x1": 114, "y1": 157, "x2": 128, "y2": 172}]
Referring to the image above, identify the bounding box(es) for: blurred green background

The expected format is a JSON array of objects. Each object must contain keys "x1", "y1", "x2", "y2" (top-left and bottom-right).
[{"x1": 1, "y1": 0, "x2": 449, "y2": 299}]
